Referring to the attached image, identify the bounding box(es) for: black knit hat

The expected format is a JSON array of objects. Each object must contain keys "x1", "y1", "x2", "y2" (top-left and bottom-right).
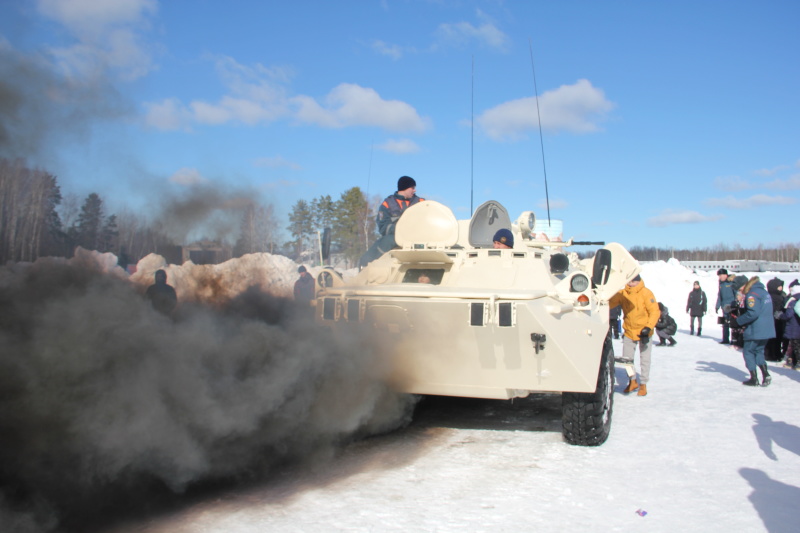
[
  {"x1": 717, "y1": 268, "x2": 728, "y2": 275},
  {"x1": 397, "y1": 175, "x2": 416, "y2": 191},
  {"x1": 297, "y1": 265, "x2": 307, "y2": 273}
]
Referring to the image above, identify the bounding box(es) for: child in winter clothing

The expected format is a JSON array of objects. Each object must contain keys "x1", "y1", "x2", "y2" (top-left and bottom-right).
[
  {"x1": 686, "y1": 281, "x2": 707, "y2": 336},
  {"x1": 655, "y1": 302, "x2": 678, "y2": 346},
  {"x1": 779, "y1": 283, "x2": 800, "y2": 369}
]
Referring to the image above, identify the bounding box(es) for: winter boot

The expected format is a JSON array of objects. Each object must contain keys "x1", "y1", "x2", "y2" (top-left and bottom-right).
[
  {"x1": 742, "y1": 370, "x2": 759, "y2": 386},
  {"x1": 637, "y1": 384, "x2": 648, "y2": 396},
  {"x1": 690, "y1": 326, "x2": 694, "y2": 335},
  {"x1": 697, "y1": 328, "x2": 702, "y2": 336},
  {"x1": 668, "y1": 337, "x2": 677, "y2": 347},
  {"x1": 759, "y1": 364, "x2": 771, "y2": 387},
  {"x1": 623, "y1": 378, "x2": 639, "y2": 393}
]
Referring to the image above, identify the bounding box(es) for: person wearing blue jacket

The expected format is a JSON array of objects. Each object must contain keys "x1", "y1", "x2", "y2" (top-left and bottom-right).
[
  {"x1": 715, "y1": 269, "x2": 737, "y2": 344},
  {"x1": 730, "y1": 276, "x2": 776, "y2": 386},
  {"x1": 779, "y1": 283, "x2": 800, "y2": 369}
]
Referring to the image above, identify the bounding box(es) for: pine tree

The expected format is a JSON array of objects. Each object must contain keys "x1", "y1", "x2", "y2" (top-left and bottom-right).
[
  {"x1": 73, "y1": 193, "x2": 104, "y2": 251},
  {"x1": 99, "y1": 214, "x2": 119, "y2": 253},
  {"x1": 287, "y1": 199, "x2": 314, "y2": 260},
  {"x1": 333, "y1": 187, "x2": 370, "y2": 266}
]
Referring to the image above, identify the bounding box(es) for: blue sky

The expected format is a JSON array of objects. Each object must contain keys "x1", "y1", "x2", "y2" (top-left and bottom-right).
[{"x1": 1, "y1": 0, "x2": 798, "y2": 250}]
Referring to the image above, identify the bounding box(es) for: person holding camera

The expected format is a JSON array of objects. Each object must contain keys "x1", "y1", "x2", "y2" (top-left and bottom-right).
[
  {"x1": 609, "y1": 274, "x2": 660, "y2": 396},
  {"x1": 730, "y1": 276, "x2": 776, "y2": 387}
]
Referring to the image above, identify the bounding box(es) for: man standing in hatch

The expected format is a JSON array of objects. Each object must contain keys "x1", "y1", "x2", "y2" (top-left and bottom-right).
[{"x1": 358, "y1": 176, "x2": 425, "y2": 268}]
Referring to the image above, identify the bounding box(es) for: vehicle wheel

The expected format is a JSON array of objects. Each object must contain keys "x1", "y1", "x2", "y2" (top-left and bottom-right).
[{"x1": 561, "y1": 334, "x2": 614, "y2": 446}]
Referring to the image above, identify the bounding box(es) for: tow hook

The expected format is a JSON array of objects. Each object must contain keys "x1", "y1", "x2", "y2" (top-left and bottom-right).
[{"x1": 530, "y1": 333, "x2": 546, "y2": 354}]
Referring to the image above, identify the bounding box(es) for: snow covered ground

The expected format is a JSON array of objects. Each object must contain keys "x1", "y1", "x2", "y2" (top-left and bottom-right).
[
  {"x1": 3, "y1": 251, "x2": 799, "y2": 532},
  {"x1": 105, "y1": 258, "x2": 800, "y2": 533}
]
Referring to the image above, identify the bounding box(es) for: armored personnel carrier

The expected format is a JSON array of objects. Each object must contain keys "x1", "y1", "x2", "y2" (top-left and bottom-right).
[{"x1": 315, "y1": 200, "x2": 640, "y2": 446}]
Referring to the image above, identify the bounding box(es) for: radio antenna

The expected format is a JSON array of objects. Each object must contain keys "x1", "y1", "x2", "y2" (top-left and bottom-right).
[
  {"x1": 528, "y1": 39, "x2": 551, "y2": 225},
  {"x1": 470, "y1": 55, "x2": 475, "y2": 215}
]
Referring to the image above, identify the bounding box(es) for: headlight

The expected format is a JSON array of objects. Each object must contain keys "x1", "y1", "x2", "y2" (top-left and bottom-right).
[{"x1": 570, "y1": 274, "x2": 590, "y2": 293}]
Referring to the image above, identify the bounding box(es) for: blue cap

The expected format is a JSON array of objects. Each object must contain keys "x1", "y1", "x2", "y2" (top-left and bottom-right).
[{"x1": 492, "y1": 228, "x2": 514, "y2": 248}]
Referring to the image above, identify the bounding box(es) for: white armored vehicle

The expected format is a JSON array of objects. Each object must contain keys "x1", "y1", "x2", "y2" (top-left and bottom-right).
[{"x1": 315, "y1": 200, "x2": 640, "y2": 445}]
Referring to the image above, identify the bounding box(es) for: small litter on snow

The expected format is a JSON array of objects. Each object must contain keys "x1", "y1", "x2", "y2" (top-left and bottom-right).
[{"x1": 636, "y1": 509, "x2": 648, "y2": 517}]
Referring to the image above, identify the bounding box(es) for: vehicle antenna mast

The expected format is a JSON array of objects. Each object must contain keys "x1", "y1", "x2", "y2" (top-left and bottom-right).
[
  {"x1": 470, "y1": 54, "x2": 475, "y2": 216},
  {"x1": 528, "y1": 39, "x2": 551, "y2": 226}
]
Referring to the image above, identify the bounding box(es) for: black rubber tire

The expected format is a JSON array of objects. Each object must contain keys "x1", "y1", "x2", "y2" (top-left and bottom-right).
[{"x1": 561, "y1": 334, "x2": 614, "y2": 446}]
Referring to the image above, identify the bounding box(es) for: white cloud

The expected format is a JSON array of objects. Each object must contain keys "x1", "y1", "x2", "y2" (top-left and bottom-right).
[
  {"x1": 537, "y1": 199, "x2": 568, "y2": 210},
  {"x1": 705, "y1": 194, "x2": 797, "y2": 209},
  {"x1": 372, "y1": 40, "x2": 404, "y2": 60},
  {"x1": 376, "y1": 138, "x2": 420, "y2": 154},
  {"x1": 478, "y1": 79, "x2": 614, "y2": 141},
  {"x1": 647, "y1": 210, "x2": 724, "y2": 227},
  {"x1": 765, "y1": 174, "x2": 800, "y2": 190},
  {"x1": 37, "y1": 0, "x2": 157, "y2": 81},
  {"x1": 143, "y1": 56, "x2": 426, "y2": 133},
  {"x1": 753, "y1": 165, "x2": 789, "y2": 177},
  {"x1": 253, "y1": 156, "x2": 302, "y2": 170},
  {"x1": 435, "y1": 10, "x2": 510, "y2": 51},
  {"x1": 713, "y1": 175, "x2": 751, "y2": 191},
  {"x1": 292, "y1": 83, "x2": 429, "y2": 132},
  {"x1": 169, "y1": 167, "x2": 207, "y2": 186},
  {"x1": 143, "y1": 98, "x2": 191, "y2": 131}
]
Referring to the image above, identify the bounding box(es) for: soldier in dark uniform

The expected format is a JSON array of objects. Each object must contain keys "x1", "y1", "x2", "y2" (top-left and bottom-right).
[
  {"x1": 145, "y1": 269, "x2": 177, "y2": 315},
  {"x1": 358, "y1": 176, "x2": 425, "y2": 268}
]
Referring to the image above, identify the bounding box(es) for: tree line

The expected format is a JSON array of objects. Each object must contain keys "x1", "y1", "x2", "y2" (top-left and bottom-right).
[
  {"x1": 2, "y1": 157, "x2": 798, "y2": 268},
  {"x1": 0, "y1": 158, "x2": 378, "y2": 268}
]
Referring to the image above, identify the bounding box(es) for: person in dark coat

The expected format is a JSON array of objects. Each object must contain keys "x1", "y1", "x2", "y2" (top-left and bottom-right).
[
  {"x1": 715, "y1": 268, "x2": 736, "y2": 344},
  {"x1": 779, "y1": 283, "x2": 800, "y2": 369},
  {"x1": 655, "y1": 302, "x2": 678, "y2": 346},
  {"x1": 765, "y1": 277, "x2": 786, "y2": 362},
  {"x1": 730, "y1": 276, "x2": 776, "y2": 387},
  {"x1": 727, "y1": 275, "x2": 749, "y2": 348},
  {"x1": 146, "y1": 269, "x2": 177, "y2": 315},
  {"x1": 686, "y1": 281, "x2": 707, "y2": 336},
  {"x1": 358, "y1": 176, "x2": 425, "y2": 268},
  {"x1": 294, "y1": 265, "x2": 316, "y2": 306}
]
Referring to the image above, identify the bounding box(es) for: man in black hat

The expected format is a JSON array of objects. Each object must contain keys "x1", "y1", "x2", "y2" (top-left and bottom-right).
[
  {"x1": 358, "y1": 176, "x2": 425, "y2": 268},
  {"x1": 294, "y1": 265, "x2": 316, "y2": 307},
  {"x1": 715, "y1": 268, "x2": 736, "y2": 344},
  {"x1": 376, "y1": 176, "x2": 424, "y2": 237}
]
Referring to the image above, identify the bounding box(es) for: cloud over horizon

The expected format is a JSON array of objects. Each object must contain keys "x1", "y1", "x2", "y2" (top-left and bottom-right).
[{"x1": 477, "y1": 79, "x2": 614, "y2": 141}]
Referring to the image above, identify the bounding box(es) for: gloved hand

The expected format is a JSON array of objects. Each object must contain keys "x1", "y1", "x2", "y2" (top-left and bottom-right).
[
  {"x1": 640, "y1": 327, "x2": 651, "y2": 344},
  {"x1": 729, "y1": 317, "x2": 739, "y2": 328}
]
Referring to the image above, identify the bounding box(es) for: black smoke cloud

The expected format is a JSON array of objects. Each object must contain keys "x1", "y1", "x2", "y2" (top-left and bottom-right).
[
  {"x1": 0, "y1": 42, "x2": 131, "y2": 162},
  {"x1": 0, "y1": 253, "x2": 415, "y2": 531}
]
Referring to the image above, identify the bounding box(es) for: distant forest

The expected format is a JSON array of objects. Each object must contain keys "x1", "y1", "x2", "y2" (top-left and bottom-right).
[
  {"x1": 1, "y1": 158, "x2": 798, "y2": 267},
  {"x1": 0, "y1": 158, "x2": 377, "y2": 267}
]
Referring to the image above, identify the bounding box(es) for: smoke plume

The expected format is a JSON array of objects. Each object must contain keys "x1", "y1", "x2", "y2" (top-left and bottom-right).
[{"x1": 0, "y1": 251, "x2": 415, "y2": 531}]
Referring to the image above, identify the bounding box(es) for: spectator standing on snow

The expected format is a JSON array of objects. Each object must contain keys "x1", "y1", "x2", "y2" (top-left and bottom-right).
[
  {"x1": 686, "y1": 281, "x2": 707, "y2": 336},
  {"x1": 609, "y1": 274, "x2": 660, "y2": 397},
  {"x1": 294, "y1": 265, "x2": 316, "y2": 307},
  {"x1": 146, "y1": 269, "x2": 177, "y2": 316},
  {"x1": 655, "y1": 302, "x2": 678, "y2": 346},
  {"x1": 730, "y1": 276, "x2": 776, "y2": 387},
  {"x1": 765, "y1": 277, "x2": 786, "y2": 362},
  {"x1": 716, "y1": 269, "x2": 736, "y2": 344},
  {"x1": 779, "y1": 282, "x2": 800, "y2": 370}
]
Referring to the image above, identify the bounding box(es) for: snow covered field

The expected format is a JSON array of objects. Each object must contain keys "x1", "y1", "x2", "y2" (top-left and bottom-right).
[
  {"x1": 105, "y1": 258, "x2": 800, "y2": 533},
  {"x1": 2, "y1": 251, "x2": 799, "y2": 533}
]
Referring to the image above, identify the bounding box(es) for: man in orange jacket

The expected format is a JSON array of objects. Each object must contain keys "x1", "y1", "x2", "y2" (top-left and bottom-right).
[{"x1": 609, "y1": 274, "x2": 660, "y2": 396}]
